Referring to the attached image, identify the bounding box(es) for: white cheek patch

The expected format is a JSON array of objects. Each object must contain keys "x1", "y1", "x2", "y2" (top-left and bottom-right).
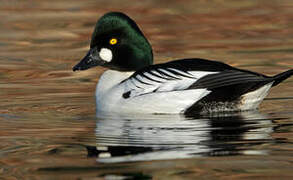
[{"x1": 99, "y1": 48, "x2": 113, "y2": 62}]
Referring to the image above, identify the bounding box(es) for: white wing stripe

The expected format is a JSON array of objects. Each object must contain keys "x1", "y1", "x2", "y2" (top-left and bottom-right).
[
  {"x1": 143, "y1": 72, "x2": 165, "y2": 82},
  {"x1": 167, "y1": 68, "x2": 195, "y2": 78},
  {"x1": 124, "y1": 68, "x2": 218, "y2": 99},
  {"x1": 135, "y1": 74, "x2": 160, "y2": 85},
  {"x1": 150, "y1": 70, "x2": 173, "y2": 80},
  {"x1": 158, "y1": 68, "x2": 182, "y2": 79},
  {"x1": 130, "y1": 78, "x2": 143, "y2": 89},
  {"x1": 188, "y1": 71, "x2": 219, "y2": 79}
]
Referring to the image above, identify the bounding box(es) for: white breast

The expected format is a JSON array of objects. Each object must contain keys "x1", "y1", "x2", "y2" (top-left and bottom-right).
[{"x1": 96, "y1": 70, "x2": 133, "y2": 113}]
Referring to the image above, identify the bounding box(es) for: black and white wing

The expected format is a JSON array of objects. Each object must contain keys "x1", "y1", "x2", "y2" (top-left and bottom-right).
[
  {"x1": 121, "y1": 58, "x2": 272, "y2": 99},
  {"x1": 122, "y1": 67, "x2": 216, "y2": 98}
]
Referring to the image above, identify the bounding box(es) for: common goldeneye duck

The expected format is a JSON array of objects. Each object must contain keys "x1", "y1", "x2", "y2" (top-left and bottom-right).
[{"x1": 73, "y1": 12, "x2": 293, "y2": 115}]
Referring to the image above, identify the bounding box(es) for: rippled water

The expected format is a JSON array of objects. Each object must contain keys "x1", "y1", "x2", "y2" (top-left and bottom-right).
[{"x1": 1, "y1": 0, "x2": 293, "y2": 179}]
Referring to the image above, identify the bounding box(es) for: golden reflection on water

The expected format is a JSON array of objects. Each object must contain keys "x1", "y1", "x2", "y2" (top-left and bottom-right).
[{"x1": 0, "y1": 0, "x2": 293, "y2": 179}]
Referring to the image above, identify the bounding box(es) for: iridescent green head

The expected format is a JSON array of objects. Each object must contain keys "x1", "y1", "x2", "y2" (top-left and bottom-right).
[{"x1": 73, "y1": 12, "x2": 153, "y2": 71}]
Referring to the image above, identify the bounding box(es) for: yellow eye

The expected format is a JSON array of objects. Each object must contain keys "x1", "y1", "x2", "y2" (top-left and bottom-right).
[{"x1": 109, "y1": 38, "x2": 118, "y2": 45}]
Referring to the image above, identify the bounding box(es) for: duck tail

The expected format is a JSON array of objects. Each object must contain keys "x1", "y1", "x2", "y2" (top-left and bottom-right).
[{"x1": 271, "y1": 69, "x2": 293, "y2": 87}]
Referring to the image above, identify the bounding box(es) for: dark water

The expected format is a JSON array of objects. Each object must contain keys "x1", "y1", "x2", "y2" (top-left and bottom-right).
[{"x1": 1, "y1": 0, "x2": 293, "y2": 179}]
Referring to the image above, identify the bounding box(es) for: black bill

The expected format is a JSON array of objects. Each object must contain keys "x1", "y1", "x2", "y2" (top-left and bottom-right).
[{"x1": 72, "y1": 49, "x2": 104, "y2": 71}]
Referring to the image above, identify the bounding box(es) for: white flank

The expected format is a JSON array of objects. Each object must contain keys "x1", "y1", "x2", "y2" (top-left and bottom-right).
[
  {"x1": 239, "y1": 82, "x2": 273, "y2": 111},
  {"x1": 96, "y1": 70, "x2": 212, "y2": 115},
  {"x1": 99, "y1": 48, "x2": 112, "y2": 62}
]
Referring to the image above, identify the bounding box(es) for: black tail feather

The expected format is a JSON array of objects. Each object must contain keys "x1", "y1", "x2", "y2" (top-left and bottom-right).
[{"x1": 272, "y1": 69, "x2": 293, "y2": 86}]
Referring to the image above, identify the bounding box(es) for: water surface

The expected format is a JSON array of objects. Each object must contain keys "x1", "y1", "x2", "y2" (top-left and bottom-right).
[{"x1": 1, "y1": 0, "x2": 293, "y2": 179}]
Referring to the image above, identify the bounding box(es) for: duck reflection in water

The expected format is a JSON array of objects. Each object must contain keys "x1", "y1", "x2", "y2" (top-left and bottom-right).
[{"x1": 87, "y1": 111, "x2": 274, "y2": 163}]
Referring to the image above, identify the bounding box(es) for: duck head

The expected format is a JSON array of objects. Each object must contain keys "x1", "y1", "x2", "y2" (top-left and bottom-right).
[{"x1": 73, "y1": 12, "x2": 153, "y2": 72}]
